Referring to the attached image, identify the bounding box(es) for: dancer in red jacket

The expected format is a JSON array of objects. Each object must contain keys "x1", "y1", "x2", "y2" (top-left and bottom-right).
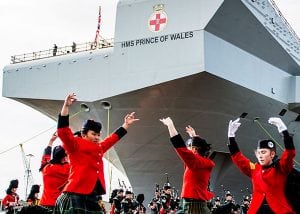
[
  {"x1": 54, "y1": 93, "x2": 139, "y2": 213},
  {"x1": 160, "y1": 117, "x2": 214, "y2": 214},
  {"x1": 39, "y1": 132, "x2": 70, "y2": 211},
  {"x1": 227, "y1": 117, "x2": 295, "y2": 214}
]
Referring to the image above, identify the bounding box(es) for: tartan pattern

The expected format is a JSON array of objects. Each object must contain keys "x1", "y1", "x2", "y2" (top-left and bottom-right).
[
  {"x1": 53, "y1": 193, "x2": 104, "y2": 214},
  {"x1": 176, "y1": 199, "x2": 211, "y2": 214},
  {"x1": 40, "y1": 205, "x2": 55, "y2": 212}
]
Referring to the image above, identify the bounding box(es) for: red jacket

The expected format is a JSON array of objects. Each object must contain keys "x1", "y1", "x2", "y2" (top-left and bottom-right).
[
  {"x1": 170, "y1": 134, "x2": 215, "y2": 201},
  {"x1": 228, "y1": 131, "x2": 296, "y2": 214},
  {"x1": 57, "y1": 114, "x2": 127, "y2": 195},
  {"x1": 1, "y1": 193, "x2": 19, "y2": 209},
  {"x1": 39, "y1": 146, "x2": 70, "y2": 206},
  {"x1": 231, "y1": 150, "x2": 295, "y2": 214}
]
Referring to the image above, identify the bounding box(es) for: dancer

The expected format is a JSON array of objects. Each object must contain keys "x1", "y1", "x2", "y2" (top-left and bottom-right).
[
  {"x1": 160, "y1": 117, "x2": 214, "y2": 214},
  {"x1": 54, "y1": 93, "x2": 139, "y2": 213},
  {"x1": 227, "y1": 117, "x2": 295, "y2": 213},
  {"x1": 39, "y1": 132, "x2": 70, "y2": 211}
]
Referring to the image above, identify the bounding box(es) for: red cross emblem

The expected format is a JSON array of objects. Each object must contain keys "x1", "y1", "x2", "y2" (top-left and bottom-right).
[{"x1": 148, "y1": 11, "x2": 167, "y2": 32}]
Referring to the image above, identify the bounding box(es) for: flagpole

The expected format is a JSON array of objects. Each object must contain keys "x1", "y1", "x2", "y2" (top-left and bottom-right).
[{"x1": 92, "y1": 6, "x2": 101, "y2": 48}]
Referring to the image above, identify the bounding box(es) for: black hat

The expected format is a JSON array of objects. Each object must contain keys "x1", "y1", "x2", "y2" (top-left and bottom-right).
[
  {"x1": 243, "y1": 196, "x2": 250, "y2": 201},
  {"x1": 186, "y1": 136, "x2": 210, "y2": 148},
  {"x1": 82, "y1": 119, "x2": 102, "y2": 133},
  {"x1": 225, "y1": 191, "x2": 232, "y2": 196},
  {"x1": 257, "y1": 139, "x2": 276, "y2": 151},
  {"x1": 109, "y1": 189, "x2": 119, "y2": 202},
  {"x1": 136, "y1": 194, "x2": 145, "y2": 204},
  {"x1": 27, "y1": 184, "x2": 40, "y2": 201},
  {"x1": 9, "y1": 179, "x2": 19, "y2": 189},
  {"x1": 163, "y1": 183, "x2": 171, "y2": 190},
  {"x1": 215, "y1": 197, "x2": 220, "y2": 201},
  {"x1": 30, "y1": 184, "x2": 40, "y2": 194},
  {"x1": 125, "y1": 190, "x2": 133, "y2": 194},
  {"x1": 117, "y1": 188, "x2": 124, "y2": 193},
  {"x1": 52, "y1": 145, "x2": 67, "y2": 162},
  {"x1": 6, "y1": 179, "x2": 18, "y2": 194}
]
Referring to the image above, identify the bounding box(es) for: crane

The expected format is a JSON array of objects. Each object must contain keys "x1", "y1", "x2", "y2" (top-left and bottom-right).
[{"x1": 19, "y1": 144, "x2": 34, "y2": 199}]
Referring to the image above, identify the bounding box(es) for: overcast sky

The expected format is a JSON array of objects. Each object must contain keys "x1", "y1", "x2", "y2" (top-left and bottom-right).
[
  {"x1": 0, "y1": 0, "x2": 299, "y2": 200},
  {"x1": 0, "y1": 0, "x2": 119, "y2": 200}
]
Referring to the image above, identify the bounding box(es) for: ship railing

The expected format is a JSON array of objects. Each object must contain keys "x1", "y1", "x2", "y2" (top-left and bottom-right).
[
  {"x1": 268, "y1": 0, "x2": 300, "y2": 43},
  {"x1": 11, "y1": 38, "x2": 114, "y2": 64}
]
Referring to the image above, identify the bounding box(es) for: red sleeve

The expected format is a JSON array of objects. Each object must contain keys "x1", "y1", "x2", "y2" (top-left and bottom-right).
[
  {"x1": 99, "y1": 133, "x2": 120, "y2": 153},
  {"x1": 2, "y1": 195, "x2": 9, "y2": 207},
  {"x1": 170, "y1": 134, "x2": 214, "y2": 169},
  {"x1": 99, "y1": 127, "x2": 127, "y2": 153},
  {"x1": 2, "y1": 194, "x2": 13, "y2": 208},
  {"x1": 57, "y1": 127, "x2": 78, "y2": 153},
  {"x1": 231, "y1": 151, "x2": 254, "y2": 177},
  {"x1": 175, "y1": 147, "x2": 215, "y2": 169}
]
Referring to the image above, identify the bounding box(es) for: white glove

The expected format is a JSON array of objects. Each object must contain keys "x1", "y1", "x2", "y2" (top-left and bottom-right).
[
  {"x1": 159, "y1": 117, "x2": 174, "y2": 127},
  {"x1": 228, "y1": 118, "x2": 241, "y2": 137},
  {"x1": 159, "y1": 117, "x2": 178, "y2": 137},
  {"x1": 268, "y1": 117, "x2": 287, "y2": 133},
  {"x1": 186, "y1": 125, "x2": 196, "y2": 137}
]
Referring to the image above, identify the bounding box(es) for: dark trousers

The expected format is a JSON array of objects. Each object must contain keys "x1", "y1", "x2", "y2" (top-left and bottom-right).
[{"x1": 257, "y1": 204, "x2": 274, "y2": 214}]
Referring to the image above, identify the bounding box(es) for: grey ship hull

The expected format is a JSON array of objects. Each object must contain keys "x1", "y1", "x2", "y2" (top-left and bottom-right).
[{"x1": 12, "y1": 72, "x2": 300, "y2": 201}]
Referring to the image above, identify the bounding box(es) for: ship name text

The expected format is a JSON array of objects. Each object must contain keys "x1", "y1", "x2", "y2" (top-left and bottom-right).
[{"x1": 121, "y1": 31, "x2": 194, "y2": 48}]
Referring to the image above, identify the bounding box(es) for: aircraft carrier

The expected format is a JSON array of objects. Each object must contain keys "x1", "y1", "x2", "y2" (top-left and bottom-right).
[{"x1": 2, "y1": 0, "x2": 300, "y2": 203}]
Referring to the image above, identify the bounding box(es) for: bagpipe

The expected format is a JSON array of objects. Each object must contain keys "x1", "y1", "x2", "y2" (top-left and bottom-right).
[{"x1": 2, "y1": 201, "x2": 53, "y2": 214}]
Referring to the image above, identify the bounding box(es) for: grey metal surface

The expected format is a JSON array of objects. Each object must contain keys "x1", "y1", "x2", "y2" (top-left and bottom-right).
[
  {"x1": 14, "y1": 72, "x2": 300, "y2": 202},
  {"x1": 205, "y1": 0, "x2": 300, "y2": 75}
]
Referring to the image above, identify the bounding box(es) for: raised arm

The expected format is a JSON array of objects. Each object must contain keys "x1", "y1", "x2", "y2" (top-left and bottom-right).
[
  {"x1": 48, "y1": 132, "x2": 58, "y2": 147},
  {"x1": 227, "y1": 118, "x2": 241, "y2": 155},
  {"x1": 268, "y1": 117, "x2": 295, "y2": 173},
  {"x1": 40, "y1": 132, "x2": 58, "y2": 171},
  {"x1": 185, "y1": 125, "x2": 196, "y2": 137},
  {"x1": 100, "y1": 112, "x2": 139, "y2": 153},
  {"x1": 159, "y1": 117, "x2": 178, "y2": 137},
  {"x1": 121, "y1": 112, "x2": 139, "y2": 130},
  {"x1": 268, "y1": 117, "x2": 295, "y2": 150},
  {"x1": 227, "y1": 118, "x2": 253, "y2": 177},
  {"x1": 60, "y1": 93, "x2": 77, "y2": 116},
  {"x1": 57, "y1": 93, "x2": 77, "y2": 152}
]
